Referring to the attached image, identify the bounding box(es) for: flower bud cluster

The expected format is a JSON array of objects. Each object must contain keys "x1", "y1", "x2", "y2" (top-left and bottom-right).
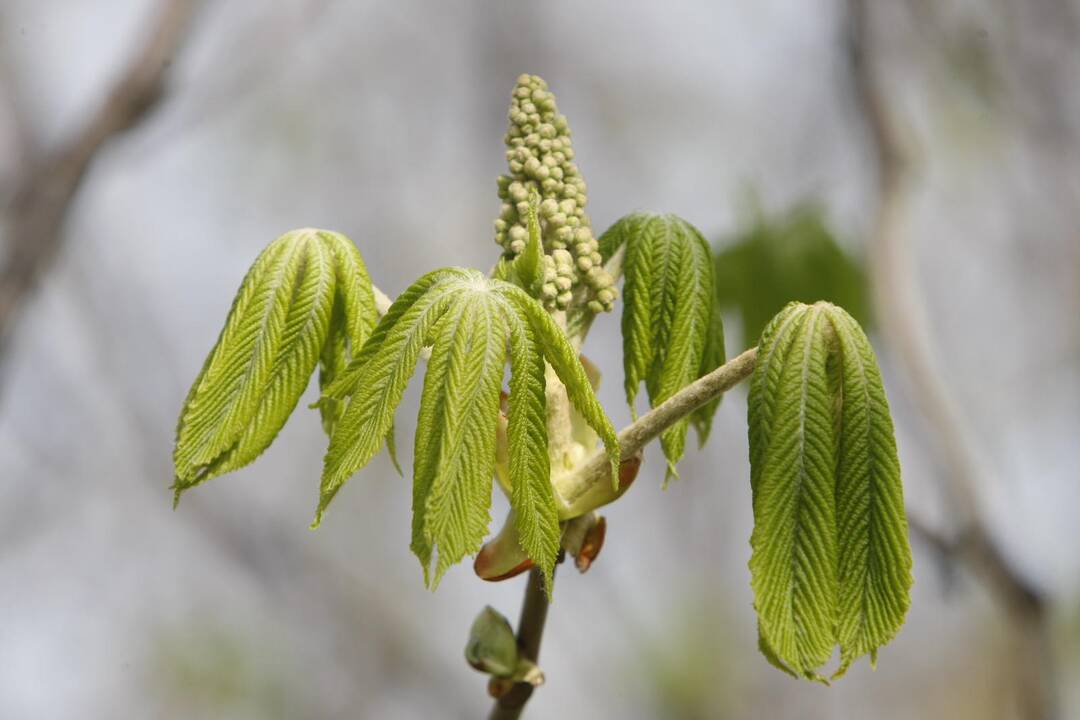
[{"x1": 493, "y1": 74, "x2": 616, "y2": 312}]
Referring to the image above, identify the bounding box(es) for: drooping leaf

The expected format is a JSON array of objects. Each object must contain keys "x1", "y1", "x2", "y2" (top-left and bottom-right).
[
  {"x1": 316, "y1": 268, "x2": 617, "y2": 589},
  {"x1": 689, "y1": 295, "x2": 727, "y2": 447},
  {"x1": 414, "y1": 297, "x2": 505, "y2": 587},
  {"x1": 503, "y1": 310, "x2": 560, "y2": 594},
  {"x1": 746, "y1": 301, "x2": 912, "y2": 680},
  {"x1": 747, "y1": 303, "x2": 811, "y2": 506},
  {"x1": 497, "y1": 284, "x2": 620, "y2": 490},
  {"x1": 317, "y1": 292, "x2": 350, "y2": 435},
  {"x1": 600, "y1": 213, "x2": 718, "y2": 478},
  {"x1": 316, "y1": 231, "x2": 378, "y2": 434},
  {"x1": 826, "y1": 307, "x2": 912, "y2": 678},
  {"x1": 748, "y1": 304, "x2": 837, "y2": 680},
  {"x1": 173, "y1": 230, "x2": 339, "y2": 502},
  {"x1": 410, "y1": 296, "x2": 468, "y2": 581},
  {"x1": 319, "y1": 268, "x2": 459, "y2": 402},
  {"x1": 316, "y1": 270, "x2": 471, "y2": 524}
]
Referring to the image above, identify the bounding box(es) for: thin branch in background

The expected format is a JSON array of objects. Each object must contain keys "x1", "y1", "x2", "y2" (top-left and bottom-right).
[
  {"x1": 131, "y1": 0, "x2": 334, "y2": 157},
  {"x1": 0, "y1": 56, "x2": 38, "y2": 199},
  {"x1": 0, "y1": 0, "x2": 203, "y2": 380},
  {"x1": 845, "y1": 1, "x2": 1056, "y2": 717}
]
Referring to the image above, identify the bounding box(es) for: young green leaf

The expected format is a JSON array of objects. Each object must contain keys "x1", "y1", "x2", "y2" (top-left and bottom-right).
[
  {"x1": 414, "y1": 297, "x2": 505, "y2": 587},
  {"x1": 825, "y1": 307, "x2": 912, "y2": 678},
  {"x1": 316, "y1": 231, "x2": 378, "y2": 434},
  {"x1": 510, "y1": 190, "x2": 544, "y2": 294},
  {"x1": 317, "y1": 270, "x2": 471, "y2": 525},
  {"x1": 600, "y1": 212, "x2": 718, "y2": 478},
  {"x1": 747, "y1": 302, "x2": 811, "y2": 506},
  {"x1": 173, "y1": 229, "x2": 341, "y2": 503},
  {"x1": 497, "y1": 284, "x2": 620, "y2": 490},
  {"x1": 748, "y1": 304, "x2": 838, "y2": 680},
  {"x1": 746, "y1": 301, "x2": 912, "y2": 680},
  {"x1": 316, "y1": 268, "x2": 616, "y2": 589},
  {"x1": 689, "y1": 295, "x2": 727, "y2": 446},
  {"x1": 503, "y1": 311, "x2": 560, "y2": 594},
  {"x1": 319, "y1": 268, "x2": 455, "y2": 402}
]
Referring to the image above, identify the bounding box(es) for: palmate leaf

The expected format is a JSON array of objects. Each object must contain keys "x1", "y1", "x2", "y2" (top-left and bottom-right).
[
  {"x1": 746, "y1": 301, "x2": 912, "y2": 680},
  {"x1": 503, "y1": 311, "x2": 561, "y2": 593},
  {"x1": 317, "y1": 232, "x2": 380, "y2": 434},
  {"x1": 413, "y1": 297, "x2": 505, "y2": 587},
  {"x1": 317, "y1": 268, "x2": 617, "y2": 591},
  {"x1": 316, "y1": 269, "x2": 473, "y2": 523},
  {"x1": 748, "y1": 304, "x2": 838, "y2": 679},
  {"x1": 828, "y1": 309, "x2": 912, "y2": 677},
  {"x1": 599, "y1": 213, "x2": 720, "y2": 479},
  {"x1": 689, "y1": 294, "x2": 727, "y2": 446},
  {"x1": 498, "y1": 284, "x2": 620, "y2": 490},
  {"x1": 172, "y1": 229, "x2": 377, "y2": 503}
]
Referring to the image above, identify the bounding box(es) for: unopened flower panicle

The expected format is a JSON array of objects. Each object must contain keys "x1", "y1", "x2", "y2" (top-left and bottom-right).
[{"x1": 494, "y1": 74, "x2": 616, "y2": 312}]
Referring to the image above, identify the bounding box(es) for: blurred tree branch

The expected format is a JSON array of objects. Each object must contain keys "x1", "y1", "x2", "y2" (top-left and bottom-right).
[
  {"x1": 846, "y1": 1, "x2": 1056, "y2": 717},
  {"x1": 0, "y1": 0, "x2": 202, "y2": 378}
]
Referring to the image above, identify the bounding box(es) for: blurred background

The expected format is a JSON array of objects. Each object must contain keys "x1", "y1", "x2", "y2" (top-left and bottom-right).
[{"x1": 1, "y1": 1, "x2": 1078, "y2": 718}]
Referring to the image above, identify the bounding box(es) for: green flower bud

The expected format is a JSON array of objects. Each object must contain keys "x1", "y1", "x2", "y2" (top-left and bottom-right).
[{"x1": 491, "y1": 75, "x2": 617, "y2": 311}]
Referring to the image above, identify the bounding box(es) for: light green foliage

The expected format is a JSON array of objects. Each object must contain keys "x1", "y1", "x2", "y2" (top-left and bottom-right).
[
  {"x1": 714, "y1": 205, "x2": 870, "y2": 348},
  {"x1": 172, "y1": 229, "x2": 377, "y2": 504},
  {"x1": 318, "y1": 269, "x2": 618, "y2": 590},
  {"x1": 317, "y1": 234, "x2": 379, "y2": 434},
  {"x1": 504, "y1": 312, "x2": 560, "y2": 591},
  {"x1": 599, "y1": 213, "x2": 723, "y2": 479},
  {"x1": 511, "y1": 191, "x2": 544, "y2": 294},
  {"x1": 690, "y1": 296, "x2": 726, "y2": 447},
  {"x1": 830, "y1": 309, "x2": 912, "y2": 676},
  {"x1": 747, "y1": 301, "x2": 912, "y2": 680}
]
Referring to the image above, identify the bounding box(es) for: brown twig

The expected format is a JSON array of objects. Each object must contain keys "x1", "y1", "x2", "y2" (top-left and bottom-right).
[
  {"x1": 846, "y1": 2, "x2": 1055, "y2": 717},
  {"x1": 488, "y1": 567, "x2": 553, "y2": 720},
  {"x1": 0, "y1": 0, "x2": 201, "y2": 374}
]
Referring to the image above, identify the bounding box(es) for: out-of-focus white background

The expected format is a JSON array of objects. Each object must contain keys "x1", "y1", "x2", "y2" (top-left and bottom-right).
[{"x1": 1, "y1": 1, "x2": 1078, "y2": 718}]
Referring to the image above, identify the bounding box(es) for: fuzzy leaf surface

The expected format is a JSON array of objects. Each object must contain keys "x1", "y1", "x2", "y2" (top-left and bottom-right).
[
  {"x1": 749, "y1": 305, "x2": 838, "y2": 679},
  {"x1": 746, "y1": 301, "x2": 912, "y2": 680},
  {"x1": 601, "y1": 213, "x2": 718, "y2": 477},
  {"x1": 497, "y1": 284, "x2": 620, "y2": 489},
  {"x1": 317, "y1": 269, "x2": 471, "y2": 523},
  {"x1": 173, "y1": 230, "x2": 342, "y2": 501},
  {"x1": 317, "y1": 269, "x2": 612, "y2": 589},
  {"x1": 503, "y1": 310, "x2": 560, "y2": 594},
  {"x1": 316, "y1": 231, "x2": 378, "y2": 433},
  {"x1": 826, "y1": 306, "x2": 912, "y2": 677}
]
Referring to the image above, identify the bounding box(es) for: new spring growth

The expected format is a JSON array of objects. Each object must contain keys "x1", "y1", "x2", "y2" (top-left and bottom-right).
[{"x1": 493, "y1": 74, "x2": 617, "y2": 313}]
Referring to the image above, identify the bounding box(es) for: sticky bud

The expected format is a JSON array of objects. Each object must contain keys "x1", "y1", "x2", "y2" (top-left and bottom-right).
[
  {"x1": 475, "y1": 510, "x2": 534, "y2": 581},
  {"x1": 561, "y1": 512, "x2": 607, "y2": 573},
  {"x1": 465, "y1": 606, "x2": 519, "y2": 677}
]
